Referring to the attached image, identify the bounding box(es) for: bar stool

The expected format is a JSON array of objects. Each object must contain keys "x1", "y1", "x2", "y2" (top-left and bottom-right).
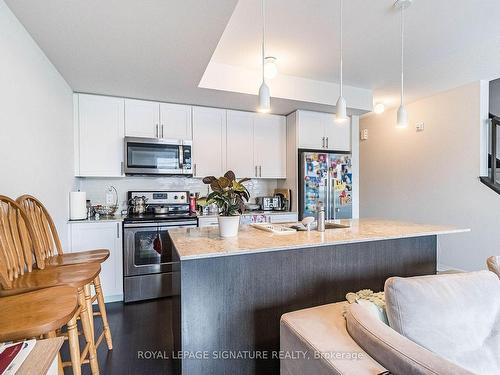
[
  {"x1": 17, "y1": 194, "x2": 113, "y2": 351},
  {"x1": 0, "y1": 195, "x2": 100, "y2": 374}
]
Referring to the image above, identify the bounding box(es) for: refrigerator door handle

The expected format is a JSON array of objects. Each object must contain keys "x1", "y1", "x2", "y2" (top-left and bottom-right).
[{"x1": 328, "y1": 177, "x2": 335, "y2": 220}]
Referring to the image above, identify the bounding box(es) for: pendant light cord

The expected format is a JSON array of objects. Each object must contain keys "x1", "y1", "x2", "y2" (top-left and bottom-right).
[
  {"x1": 339, "y1": 0, "x2": 343, "y2": 97},
  {"x1": 262, "y1": 0, "x2": 266, "y2": 83},
  {"x1": 400, "y1": 4, "x2": 404, "y2": 106}
]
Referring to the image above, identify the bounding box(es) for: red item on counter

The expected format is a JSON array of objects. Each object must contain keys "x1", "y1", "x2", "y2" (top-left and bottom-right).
[{"x1": 189, "y1": 194, "x2": 196, "y2": 213}]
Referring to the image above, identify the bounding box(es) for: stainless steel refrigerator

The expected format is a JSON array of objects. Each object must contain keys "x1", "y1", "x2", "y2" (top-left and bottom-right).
[{"x1": 298, "y1": 150, "x2": 353, "y2": 220}]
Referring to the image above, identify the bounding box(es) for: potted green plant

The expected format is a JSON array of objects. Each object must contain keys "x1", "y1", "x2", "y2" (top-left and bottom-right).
[{"x1": 199, "y1": 170, "x2": 250, "y2": 237}]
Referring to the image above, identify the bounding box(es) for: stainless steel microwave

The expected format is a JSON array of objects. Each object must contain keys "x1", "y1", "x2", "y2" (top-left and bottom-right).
[{"x1": 124, "y1": 137, "x2": 192, "y2": 176}]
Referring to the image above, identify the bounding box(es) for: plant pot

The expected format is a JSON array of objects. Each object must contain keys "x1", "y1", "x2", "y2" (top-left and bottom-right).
[{"x1": 218, "y1": 215, "x2": 240, "y2": 237}]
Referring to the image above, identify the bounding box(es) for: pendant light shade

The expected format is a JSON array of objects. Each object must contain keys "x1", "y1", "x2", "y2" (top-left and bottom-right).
[
  {"x1": 335, "y1": 0, "x2": 348, "y2": 123},
  {"x1": 258, "y1": 0, "x2": 271, "y2": 113},
  {"x1": 336, "y1": 95, "x2": 347, "y2": 121},
  {"x1": 258, "y1": 81, "x2": 271, "y2": 113},
  {"x1": 395, "y1": 0, "x2": 411, "y2": 128},
  {"x1": 396, "y1": 104, "x2": 408, "y2": 128}
]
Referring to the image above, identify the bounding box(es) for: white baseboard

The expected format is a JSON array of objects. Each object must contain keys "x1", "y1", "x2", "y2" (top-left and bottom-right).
[{"x1": 104, "y1": 294, "x2": 123, "y2": 303}]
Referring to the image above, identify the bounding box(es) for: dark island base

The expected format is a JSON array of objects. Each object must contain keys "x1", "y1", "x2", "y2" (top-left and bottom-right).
[{"x1": 173, "y1": 235, "x2": 437, "y2": 375}]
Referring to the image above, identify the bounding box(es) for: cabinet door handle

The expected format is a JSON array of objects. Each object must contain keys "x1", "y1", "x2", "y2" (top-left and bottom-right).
[
  {"x1": 121, "y1": 161, "x2": 124, "y2": 175},
  {"x1": 322, "y1": 137, "x2": 325, "y2": 148},
  {"x1": 255, "y1": 165, "x2": 258, "y2": 177},
  {"x1": 326, "y1": 137, "x2": 329, "y2": 148},
  {"x1": 161, "y1": 124, "x2": 164, "y2": 138},
  {"x1": 116, "y1": 222, "x2": 120, "y2": 239},
  {"x1": 259, "y1": 165, "x2": 262, "y2": 177},
  {"x1": 156, "y1": 124, "x2": 159, "y2": 138},
  {"x1": 193, "y1": 163, "x2": 197, "y2": 176}
]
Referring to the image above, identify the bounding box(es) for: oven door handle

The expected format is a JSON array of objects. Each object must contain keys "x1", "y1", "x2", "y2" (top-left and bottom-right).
[{"x1": 124, "y1": 221, "x2": 197, "y2": 228}]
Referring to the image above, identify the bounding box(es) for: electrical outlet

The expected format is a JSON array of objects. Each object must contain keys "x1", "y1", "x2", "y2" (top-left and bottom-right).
[
  {"x1": 416, "y1": 122, "x2": 425, "y2": 132},
  {"x1": 360, "y1": 129, "x2": 369, "y2": 140}
]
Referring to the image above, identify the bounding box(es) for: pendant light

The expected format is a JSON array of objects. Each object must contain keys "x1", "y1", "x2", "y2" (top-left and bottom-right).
[
  {"x1": 395, "y1": 0, "x2": 411, "y2": 128},
  {"x1": 258, "y1": 0, "x2": 271, "y2": 113},
  {"x1": 335, "y1": 0, "x2": 347, "y2": 122}
]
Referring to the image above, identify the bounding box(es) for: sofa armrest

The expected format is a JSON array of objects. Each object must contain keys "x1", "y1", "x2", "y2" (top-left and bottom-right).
[
  {"x1": 345, "y1": 304, "x2": 474, "y2": 375},
  {"x1": 280, "y1": 302, "x2": 386, "y2": 375}
]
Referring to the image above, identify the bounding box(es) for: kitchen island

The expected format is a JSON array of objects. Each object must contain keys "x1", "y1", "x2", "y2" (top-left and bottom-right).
[{"x1": 169, "y1": 219, "x2": 468, "y2": 375}]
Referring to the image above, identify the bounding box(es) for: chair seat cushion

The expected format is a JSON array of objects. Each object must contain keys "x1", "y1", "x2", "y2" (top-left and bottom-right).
[
  {"x1": 385, "y1": 271, "x2": 500, "y2": 374},
  {"x1": 0, "y1": 263, "x2": 101, "y2": 297},
  {"x1": 0, "y1": 286, "x2": 78, "y2": 342},
  {"x1": 46, "y1": 249, "x2": 110, "y2": 267}
]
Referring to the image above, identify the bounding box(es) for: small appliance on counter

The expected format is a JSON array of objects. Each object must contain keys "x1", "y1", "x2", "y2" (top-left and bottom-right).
[
  {"x1": 273, "y1": 188, "x2": 292, "y2": 211},
  {"x1": 123, "y1": 190, "x2": 198, "y2": 303},
  {"x1": 255, "y1": 196, "x2": 280, "y2": 211}
]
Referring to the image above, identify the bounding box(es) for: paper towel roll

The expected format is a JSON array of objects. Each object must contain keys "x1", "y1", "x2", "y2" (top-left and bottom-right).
[{"x1": 70, "y1": 191, "x2": 87, "y2": 220}]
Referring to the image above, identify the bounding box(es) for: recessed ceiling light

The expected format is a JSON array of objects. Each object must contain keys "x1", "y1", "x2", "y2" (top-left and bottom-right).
[
  {"x1": 374, "y1": 103, "x2": 385, "y2": 114},
  {"x1": 264, "y1": 56, "x2": 277, "y2": 79}
]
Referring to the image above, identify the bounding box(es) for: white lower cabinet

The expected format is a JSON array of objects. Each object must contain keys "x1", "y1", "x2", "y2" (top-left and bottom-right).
[
  {"x1": 269, "y1": 213, "x2": 298, "y2": 223},
  {"x1": 198, "y1": 217, "x2": 219, "y2": 227},
  {"x1": 68, "y1": 222, "x2": 123, "y2": 302}
]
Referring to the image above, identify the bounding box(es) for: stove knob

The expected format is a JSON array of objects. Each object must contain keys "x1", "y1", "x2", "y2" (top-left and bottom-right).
[
  {"x1": 181, "y1": 195, "x2": 185, "y2": 200},
  {"x1": 174, "y1": 195, "x2": 178, "y2": 200}
]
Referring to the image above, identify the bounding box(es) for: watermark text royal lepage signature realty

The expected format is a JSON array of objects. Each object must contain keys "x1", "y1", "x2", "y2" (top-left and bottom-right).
[{"x1": 137, "y1": 350, "x2": 364, "y2": 361}]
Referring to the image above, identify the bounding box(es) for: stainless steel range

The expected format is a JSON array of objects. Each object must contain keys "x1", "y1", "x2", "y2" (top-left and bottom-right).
[{"x1": 123, "y1": 190, "x2": 197, "y2": 303}]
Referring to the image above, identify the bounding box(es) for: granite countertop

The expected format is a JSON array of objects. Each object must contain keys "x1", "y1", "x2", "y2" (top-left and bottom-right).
[{"x1": 168, "y1": 218, "x2": 470, "y2": 260}]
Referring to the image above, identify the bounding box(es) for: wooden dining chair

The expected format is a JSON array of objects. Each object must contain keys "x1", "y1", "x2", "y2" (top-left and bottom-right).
[
  {"x1": 0, "y1": 286, "x2": 80, "y2": 375},
  {"x1": 16, "y1": 194, "x2": 113, "y2": 351},
  {"x1": 0, "y1": 195, "x2": 100, "y2": 375}
]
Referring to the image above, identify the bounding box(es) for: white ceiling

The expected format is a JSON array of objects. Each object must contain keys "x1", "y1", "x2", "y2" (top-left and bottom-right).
[
  {"x1": 6, "y1": 0, "x2": 500, "y2": 115},
  {"x1": 210, "y1": 0, "x2": 500, "y2": 108}
]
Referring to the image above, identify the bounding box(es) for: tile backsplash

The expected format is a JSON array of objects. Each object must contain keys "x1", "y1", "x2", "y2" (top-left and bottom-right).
[{"x1": 77, "y1": 177, "x2": 278, "y2": 210}]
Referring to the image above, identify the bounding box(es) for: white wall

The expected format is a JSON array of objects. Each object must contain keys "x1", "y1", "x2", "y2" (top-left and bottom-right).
[
  {"x1": 0, "y1": 1, "x2": 74, "y2": 244},
  {"x1": 360, "y1": 82, "x2": 500, "y2": 271}
]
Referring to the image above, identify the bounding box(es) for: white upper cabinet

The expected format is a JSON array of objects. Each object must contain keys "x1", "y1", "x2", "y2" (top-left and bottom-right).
[
  {"x1": 75, "y1": 94, "x2": 125, "y2": 177},
  {"x1": 192, "y1": 106, "x2": 226, "y2": 178},
  {"x1": 160, "y1": 103, "x2": 192, "y2": 140},
  {"x1": 297, "y1": 111, "x2": 325, "y2": 149},
  {"x1": 254, "y1": 114, "x2": 286, "y2": 178},
  {"x1": 124, "y1": 99, "x2": 160, "y2": 138},
  {"x1": 125, "y1": 100, "x2": 192, "y2": 140},
  {"x1": 323, "y1": 114, "x2": 351, "y2": 151},
  {"x1": 226, "y1": 110, "x2": 255, "y2": 178},
  {"x1": 297, "y1": 110, "x2": 351, "y2": 151}
]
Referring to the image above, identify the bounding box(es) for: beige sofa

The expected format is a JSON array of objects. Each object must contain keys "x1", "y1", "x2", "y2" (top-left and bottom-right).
[{"x1": 281, "y1": 271, "x2": 500, "y2": 375}]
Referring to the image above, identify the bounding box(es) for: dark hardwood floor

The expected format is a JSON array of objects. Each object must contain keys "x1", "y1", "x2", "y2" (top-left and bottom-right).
[{"x1": 62, "y1": 298, "x2": 175, "y2": 375}]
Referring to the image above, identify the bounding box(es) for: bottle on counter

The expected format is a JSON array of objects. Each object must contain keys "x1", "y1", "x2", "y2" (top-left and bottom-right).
[
  {"x1": 317, "y1": 203, "x2": 325, "y2": 232},
  {"x1": 189, "y1": 194, "x2": 197, "y2": 213}
]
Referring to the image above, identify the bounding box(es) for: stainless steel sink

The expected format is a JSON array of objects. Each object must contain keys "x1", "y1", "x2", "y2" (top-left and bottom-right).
[{"x1": 324, "y1": 222, "x2": 350, "y2": 229}]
